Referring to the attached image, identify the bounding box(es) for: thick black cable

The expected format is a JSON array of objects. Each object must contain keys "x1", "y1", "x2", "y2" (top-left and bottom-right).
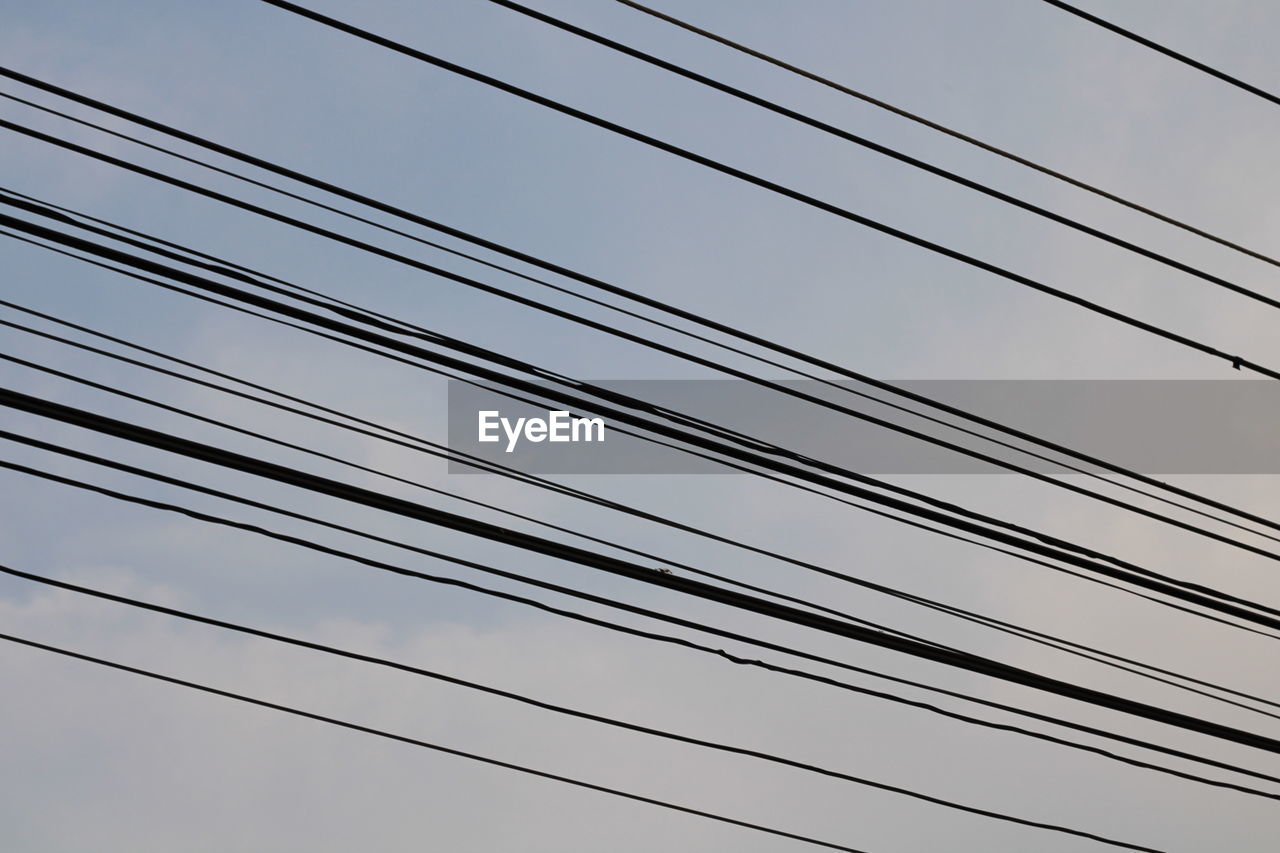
[
  {"x1": 8, "y1": 214, "x2": 1278, "y2": 631},
  {"x1": 11, "y1": 303, "x2": 1277, "y2": 717},
  {"x1": 1039, "y1": 0, "x2": 1280, "y2": 108},
  {"x1": 9, "y1": 308, "x2": 1280, "y2": 724},
  {"x1": 9, "y1": 208, "x2": 1280, "y2": 659},
  {"x1": 0, "y1": 345, "x2": 1238, "y2": 713},
  {"x1": 8, "y1": 261, "x2": 1276, "y2": 662},
  {"x1": 10, "y1": 183, "x2": 1280, "y2": 557},
  {"x1": 0, "y1": 633, "x2": 879, "y2": 853},
  {"x1": 9, "y1": 236, "x2": 1279, "y2": 661},
  {"x1": 0, "y1": 283, "x2": 601, "y2": 507},
  {"x1": 13, "y1": 230, "x2": 1280, "y2": 672},
  {"x1": 5, "y1": 69, "x2": 1279, "y2": 546},
  {"x1": 0, "y1": 346, "x2": 937, "y2": 649},
  {"x1": 8, "y1": 90, "x2": 1272, "y2": 567},
  {"x1": 3, "y1": 450, "x2": 1277, "y2": 798},
  {"x1": 614, "y1": 0, "x2": 1280, "y2": 270},
  {"x1": 4, "y1": 392, "x2": 1280, "y2": 755},
  {"x1": 15, "y1": 332, "x2": 1280, "y2": 719},
  {"x1": 253, "y1": 1, "x2": 1280, "y2": 382},
  {"x1": 17, "y1": 162, "x2": 1280, "y2": 586},
  {"x1": 490, "y1": 0, "x2": 1280, "y2": 315},
  {"x1": 1, "y1": 565, "x2": 1177, "y2": 847}
]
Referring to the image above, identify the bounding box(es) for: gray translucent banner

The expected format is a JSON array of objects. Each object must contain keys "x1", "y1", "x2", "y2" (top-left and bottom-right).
[{"x1": 447, "y1": 380, "x2": 1280, "y2": 475}]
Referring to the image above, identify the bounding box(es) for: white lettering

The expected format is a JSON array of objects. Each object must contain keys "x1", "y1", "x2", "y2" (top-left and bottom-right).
[
  {"x1": 478, "y1": 411, "x2": 500, "y2": 443},
  {"x1": 573, "y1": 417, "x2": 604, "y2": 442},
  {"x1": 549, "y1": 410, "x2": 571, "y2": 442},
  {"x1": 479, "y1": 410, "x2": 606, "y2": 452},
  {"x1": 501, "y1": 416, "x2": 526, "y2": 453}
]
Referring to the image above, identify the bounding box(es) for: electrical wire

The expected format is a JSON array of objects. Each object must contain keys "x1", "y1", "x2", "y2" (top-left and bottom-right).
[
  {"x1": 612, "y1": 0, "x2": 1280, "y2": 269},
  {"x1": 12, "y1": 331, "x2": 1280, "y2": 719},
  {"x1": 1039, "y1": 0, "x2": 1280, "y2": 108},
  {"x1": 0, "y1": 563, "x2": 1180, "y2": 848},
  {"x1": 252, "y1": 0, "x2": 1280, "y2": 388},
  {"x1": 9, "y1": 242, "x2": 1278, "y2": 652},
  {"x1": 10, "y1": 301, "x2": 1279, "y2": 720},
  {"x1": 0, "y1": 632, "x2": 879, "y2": 853},
  {"x1": 16, "y1": 159, "x2": 1280, "y2": 581},
  {"x1": 488, "y1": 0, "x2": 1280, "y2": 314},
  {"x1": 2, "y1": 448, "x2": 1277, "y2": 797},
  {"x1": 6, "y1": 67, "x2": 1280, "y2": 548},
  {"x1": 0, "y1": 344, "x2": 941, "y2": 649},
  {"x1": 8, "y1": 213, "x2": 1279, "y2": 634},
  {"x1": 4, "y1": 392, "x2": 1280, "y2": 756},
  {"x1": 9, "y1": 181, "x2": 1280, "y2": 557}
]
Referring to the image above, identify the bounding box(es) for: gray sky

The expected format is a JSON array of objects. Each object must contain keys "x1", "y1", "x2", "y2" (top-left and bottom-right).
[{"x1": 2, "y1": 1, "x2": 1279, "y2": 850}]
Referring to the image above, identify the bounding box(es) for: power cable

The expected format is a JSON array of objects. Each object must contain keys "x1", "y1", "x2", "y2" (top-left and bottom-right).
[
  {"x1": 8, "y1": 243, "x2": 1277, "y2": 652},
  {"x1": 253, "y1": 0, "x2": 1279, "y2": 386},
  {"x1": 8, "y1": 213, "x2": 1278, "y2": 632},
  {"x1": 2, "y1": 448, "x2": 1277, "y2": 797},
  {"x1": 5, "y1": 67, "x2": 1279, "y2": 546},
  {"x1": 4, "y1": 392, "x2": 1280, "y2": 755},
  {"x1": 0, "y1": 563, "x2": 1175, "y2": 849},
  {"x1": 12, "y1": 331, "x2": 1280, "y2": 719},
  {"x1": 10, "y1": 303, "x2": 1278, "y2": 720},
  {"x1": 488, "y1": 0, "x2": 1280, "y2": 314},
  {"x1": 613, "y1": 0, "x2": 1280, "y2": 269},
  {"x1": 8, "y1": 182, "x2": 1280, "y2": 554},
  {"x1": 0, "y1": 632, "x2": 879, "y2": 853},
  {"x1": 1040, "y1": 0, "x2": 1280, "y2": 108},
  {"x1": 16, "y1": 160, "x2": 1280, "y2": 579},
  {"x1": 0, "y1": 344, "x2": 938, "y2": 649}
]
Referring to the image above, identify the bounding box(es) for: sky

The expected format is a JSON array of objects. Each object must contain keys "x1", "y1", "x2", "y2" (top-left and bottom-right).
[{"x1": 2, "y1": 1, "x2": 1279, "y2": 850}]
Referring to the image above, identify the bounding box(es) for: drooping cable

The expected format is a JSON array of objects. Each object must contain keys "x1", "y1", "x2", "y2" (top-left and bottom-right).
[
  {"x1": 0, "y1": 564, "x2": 1181, "y2": 848},
  {"x1": 5, "y1": 68, "x2": 1279, "y2": 547},
  {"x1": 612, "y1": 0, "x2": 1280, "y2": 269},
  {"x1": 4, "y1": 393, "x2": 1280, "y2": 756},
  {"x1": 1, "y1": 344, "x2": 943, "y2": 649},
  {"x1": 487, "y1": 0, "x2": 1280, "y2": 314},
  {"x1": 10, "y1": 301, "x2": 1279, "y2": 719},
  {"x1": 8, "y1": 214, "x2": 1279, "y2": 633},
  {"x1": 0, "y1": 633, "x2": 879, "y2": 853},
  {"x1": 15, "y1": 166, "x2": 1280, "y2": 580},
  {"x1": 252, "y1": 0, "x2": 1280, "y2": 388},
  {"x1": 2, "y1": 449, "x2": 1277, "y2": 797},
  {"x1": 9, "y1": 182, "x2": 1280, "y2": 556}
]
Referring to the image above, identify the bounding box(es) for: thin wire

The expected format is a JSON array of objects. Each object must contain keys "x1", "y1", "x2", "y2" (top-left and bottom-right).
[
  {"x1": 9, "y1": 215, "x2": 1279, "y2": 631},
  {"x1": 7, "y1": 248, "x2": 1276, "y2": 651},
  {"x1": 9, "y1": 303, "x2": 1278, "y2": 719},
  {"x1": 9, "y1": 226, "x2": 1280, "y2": 668},
  {"x1": 10, "y1": 182, "x2": 1280, "y2": 556},
  {"x1": 13, "y1": 333, "x2": 1280, "y2": 718},
  {"x1": 18, "y1": 170, "x2": 1280, "y2": 585},
  {"x1": 490, "y1": 0, "x2": 1280, "y2": 314},
  {"x1": 6, "y1": 70, "x2": 1280, "y2": 547},
  {"x1": 4, "y1": 393, "x2": 1280, "y2": 755},
  {"x1": 0, "y1": 632, "x2": 880, "y2": 853},
  {"x1": 0, "y1": 345, "x2": 942, "y2": 650},
  {"x1": 2, "y1": 451, "x2": 1277, "y2": 796},
  {"x1": 11, "y1": 225, "x2": 1280, "y2": 661},
  {"x1": 1040, "y1": 0, "x2": 1280, "y2": 108},
  {"x1": 613, "y1": 0, "x2": 1280, "y2": 269},
  {"x1": 0, "y1": 564, "x2": 1191, "y2": 845},
  {"x1": 251, "y1": 1, "x2": 1279, "y2": 386}
]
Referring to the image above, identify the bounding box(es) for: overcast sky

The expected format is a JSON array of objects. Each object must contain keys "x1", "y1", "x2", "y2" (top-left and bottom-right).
[{"x1": 2, "y1": 1, "x2": 1279, "y2": 851}]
